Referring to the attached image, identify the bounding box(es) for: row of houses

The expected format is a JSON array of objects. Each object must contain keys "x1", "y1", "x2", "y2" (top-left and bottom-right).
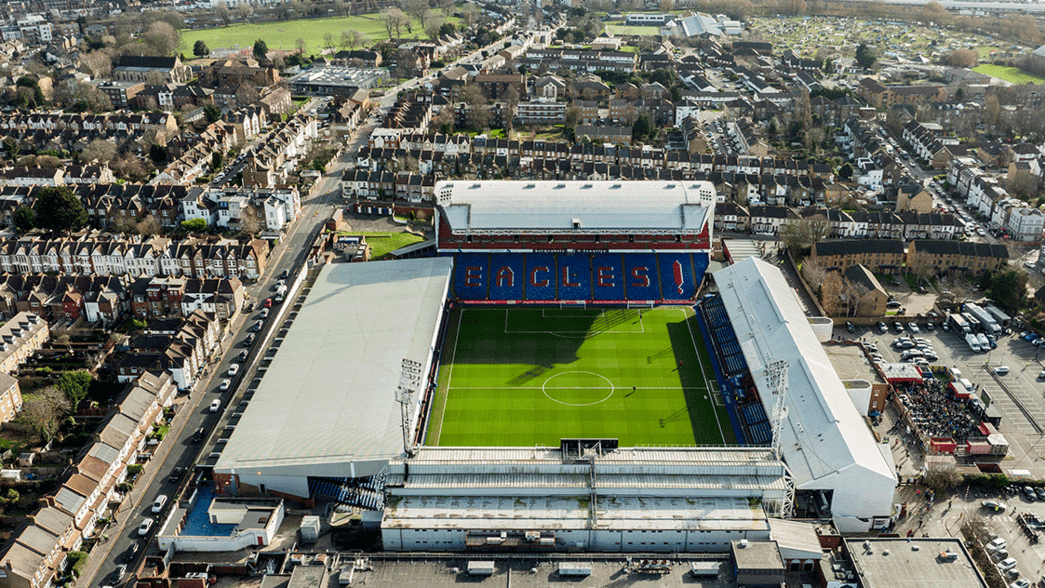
[
  {"x1": 0, "y1": 368, "x2": 180, "y2": 588},
  {"x1": 180, "y1": 186, "x2": 301, "y2": 234},
  {"x1": 150, "y1": 119, "x2": 239, "y2": 186},
  {"x1": 948, "y1": 157, "x2": 1045, "y2": 241},
  {"x1": 719, "y1": 204, "x2": 963, "y2": 240},
  {"x1": 240, "y1": 114, "x2": 319, "y2": 190},
  {"x1": 901, "y1": 120, "x2": 956, "y2": 170},
  {"x1": 810, "y1": 238, "x2": 1009, "y2": 276},
  {"x1": 114, "y1": 311, "x2": 222, "y2": 391},
  {"x1": 340, "y1": 171, "x2": 434, "y2": 203},
  {"x1": 0, "y1": 234, "x2": 269, "y2": 280},
  {"x1": 0, "y1": 165, "x2": 114, "y2": 187},
  {"x1": 0, "y1": 112, "x2": 177, "y2": 135}
]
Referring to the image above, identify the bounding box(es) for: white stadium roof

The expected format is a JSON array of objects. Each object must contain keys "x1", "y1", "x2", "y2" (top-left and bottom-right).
[
  {"x1": 214, "y1": 258, "x2": 452, "y2": 492},
  {"x1": 714, "y1": 258, "x2": 896, "y2": 533},
  {"x1": 435, "y1": 180, "x2": 715, "y2": 232}
]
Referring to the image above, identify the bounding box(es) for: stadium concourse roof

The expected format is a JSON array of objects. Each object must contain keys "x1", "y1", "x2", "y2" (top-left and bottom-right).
[
  {"x1": 435, "y1": 180, "x2": 715, "y2": 232},
  {"x1": 713, "y1": 258, "x2": 897, "y2": 533},
  {"x1": 214, "y1": 258, "x2": 452, "y2": 489}
]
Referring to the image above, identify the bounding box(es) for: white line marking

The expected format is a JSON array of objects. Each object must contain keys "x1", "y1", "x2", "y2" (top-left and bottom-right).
[
  {"x1": 683, "y1": 307, "x2": 727, "y2": 443},
  {"x1": 438, "y1": 307, "x2": 464, "y2": 445}
]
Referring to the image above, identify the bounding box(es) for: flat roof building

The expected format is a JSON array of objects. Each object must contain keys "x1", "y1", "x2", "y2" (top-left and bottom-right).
[
  {"x1": 845, "y1": 537, "x2": 988, "y2": 588},
  {"x1": 212, "y1": 258, "x2": 453, "y2": 499}
]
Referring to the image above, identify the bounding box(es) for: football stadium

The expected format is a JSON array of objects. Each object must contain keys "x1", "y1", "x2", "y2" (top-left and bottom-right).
[{"x1": 206, "y1": 180, "x2": 897, "y2": 553}]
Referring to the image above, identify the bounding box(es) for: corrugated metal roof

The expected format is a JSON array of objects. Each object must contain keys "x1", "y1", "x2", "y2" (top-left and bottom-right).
[
  {"x1": 214, "y1": 258, "x2": 452, "y2": 474},
  {"x1": 714, "y1": 258, "x2": 897, "y2": 528},
  {"x1": 437, "y1": 180, "x2": 715, "y2": 231}
]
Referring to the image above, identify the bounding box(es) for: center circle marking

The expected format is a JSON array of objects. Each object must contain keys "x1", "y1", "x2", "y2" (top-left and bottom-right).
[{"x1": 542, "y1": 371, "x2": 615, "y2": 406}]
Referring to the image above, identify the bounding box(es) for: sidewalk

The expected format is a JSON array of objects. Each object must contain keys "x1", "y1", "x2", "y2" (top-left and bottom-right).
[{"x1": 77, "y1": 263, "x2": 280, "y2": 587}]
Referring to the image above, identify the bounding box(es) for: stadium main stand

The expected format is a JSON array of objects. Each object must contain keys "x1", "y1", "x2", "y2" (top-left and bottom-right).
[{"x1": 435, "y1": 180, "x2": 715, "y2": 303}]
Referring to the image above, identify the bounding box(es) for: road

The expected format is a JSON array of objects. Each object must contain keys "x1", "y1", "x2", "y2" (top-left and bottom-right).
[{"x1": 81, "y1": 101, "x2": 365, "y2": 588}]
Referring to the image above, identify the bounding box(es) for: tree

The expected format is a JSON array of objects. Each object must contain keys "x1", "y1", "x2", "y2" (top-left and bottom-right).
[
  {"x1": 21, "y1": 387, "x2": 70, "y2": 443},
  {"x1": 324, "y1": 32, "x2": 335, "y2": 51},
  {"x1": 943, "y1": 48, "x2": 977, "y2": 68},
  {"x1": 137, "y1": 215, "x2": 161, "y2": 236},
  {"x1": 939, "y1": 273, "x2": 974, "y2": 306},
  {"x1": 204, "y1": 104, "x2": 222, "y2": 123},
  {"x1": 350, "y1": 30, "x2": 368, "y2": 50},
  {"x1": 81, "y1": 139, "x2": 117, "y2": 164},
  {"x1": 144, "y1": 21, "x2": 180, "y2": 56},
  {"x1": 193, "y1": 39, "x2": 210, "y2": 58},
  {"x1": 295, "y1": 37, "x2": 306, "y2": 55},
  {"x1": 35, "y1": 155, "x2": 60, "y2": 169},
  {"x1": 35, "y1": 187, "x2": 88, "y2": 234},
  {"x1": 921, "y1": 459, "x2": 962, "y2": 491},
  {"x1": 986, "y1": 268, "x2": 1027, "y2": 313},
  {"x1": 181, "y1": 218, "x2": 207, "y2": 232},
  {"x1": 780, "y1": 215, "x2": 831, "y2": 252},
  {"x1": 503, "y1": 85, "x2": 520, "y2": 131},
  {"x1": 382, "y1": 7, "x2": 410, "y2": 38},
  {"x1": 56, "y1": 371, "x2": 93, "y2": 411},
  {"x1": 632, "y1": 114, "x2": 654, "y2": 143},
  {"x1": 210, "y1": 151, "x2": 224, "y2": 171},
  {"x1": 839, "y1": 162, "x2": 854, "y2": 180},
  {"x1": 253, "y1": 39, "x2": 268, "y2": 60},
  {"x1": 216, "y1": 1, "x2": 231, "y2": 26},
  {"x1": 149, "y1": 144, "x2": 169, "y2": 164},
  {"x1": 423, "y1": 10, "x2": 444, "y2": 41},
  {"x1": 81, "y1": 51, "x2": 112, "y2": 79},
  {"x1": 240, "y1": 203, "x2": 261, "y2": 236},
  {"x1": 1007, "y1": 170, "x2": 1041, "y2": 200},
  {"x1": 13, "y1": 205, "x2": 35, "y2": 233},
  {"x1": 404, "y1": 0, "x2": 429, "y2": 23},
  {"x1": 801, "y1": 257, "x2": 827, "y2": 288},
  {"x1": 820, "y1": 270, "x2": 844, "y2": 316},
  {"x1": 431, "y1": 107, "x2": 454, "y2": 134},
  {"x1": 855, "y1": 43, "x2": 876, "y2": 69},
  {"x1": 564, "y1": 104, "x2": 581, "y2": 138},
  {"x1": 234, "y1": 3, "x2": 254, "y2": 24},
  {"x1": 438, "y1": 22, "x2": 458, "y2": 38}
]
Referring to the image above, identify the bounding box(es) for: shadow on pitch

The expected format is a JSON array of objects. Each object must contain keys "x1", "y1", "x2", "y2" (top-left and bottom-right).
[{"x1": 666, "y1": 316, "x2": 721, "y2": 444}]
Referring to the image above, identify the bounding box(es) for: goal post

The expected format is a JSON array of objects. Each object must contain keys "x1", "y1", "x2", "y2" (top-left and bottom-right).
[{"x1": 558, "y1": 300, "x2": 586, "y2": 310}]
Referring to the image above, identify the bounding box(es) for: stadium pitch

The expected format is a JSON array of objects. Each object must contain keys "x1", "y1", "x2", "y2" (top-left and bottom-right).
[{"x1": 426, "y1": 306, "x2": 735, "y2": 447}]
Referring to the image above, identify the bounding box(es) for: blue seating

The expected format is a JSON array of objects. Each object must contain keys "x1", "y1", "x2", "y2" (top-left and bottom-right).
[
  {"x1": 592, "y1": 253, "x2": 625, "y2": 301},
  {"x1": 453, "y1": 253, "x2": 489, "y2": 300},
  {"x1": 623, "y1": 253, "x2": 660, "y2": 301},
  {"x1": 558, "y1": 253, "x2": 592, "y2": 300},
  {"x1": 523, "y1": 253, "x2": 557, "y2": 300},
  {"x1": 658, "y1": 253, "x2": 698, "y2": 301},
  {"x1": 488, "y1": 253, "x2": 525, "y2": 301}
]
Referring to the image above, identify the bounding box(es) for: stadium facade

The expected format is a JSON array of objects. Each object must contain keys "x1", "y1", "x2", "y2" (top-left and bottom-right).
[{"x1": 205, "y1": 181, "x2": 897, "y2": 548}]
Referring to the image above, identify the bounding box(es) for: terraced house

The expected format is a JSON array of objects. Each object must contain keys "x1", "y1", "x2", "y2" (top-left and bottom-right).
[{"x1": 0, "y1": 235, "x2": 268, "y2": 280}]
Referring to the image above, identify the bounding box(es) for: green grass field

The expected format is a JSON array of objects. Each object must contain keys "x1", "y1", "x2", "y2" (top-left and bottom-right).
[
  {"x1": 426, "y1": 307, "x2": 734, "y2": 447},
  {"x1": 352, "y1": 231, "x2": 425, "y2": 259},
  {"x1": 181, "y1": 14, "x2": 449, "y2": 52},
  {"x1": 973, "y1": 64, "x2": 1045, "y2": 85}
]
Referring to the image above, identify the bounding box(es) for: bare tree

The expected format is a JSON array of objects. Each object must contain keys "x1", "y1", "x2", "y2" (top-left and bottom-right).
[
  {"x1": 1007, "y1": 170, "x2": 1041, "y2": 201},
  {"x1": 939, "y1": 273, "x2": 974, "y2": 306},
  {"x1": 382, "y1": 7, "x2": 410, "y2": 38},
  {"x1": 216, "y1": 1, "x2": 231, "y2": 27},
  {"x1": 234, "y1": 3, "x2": 254, "y2": 24},
  {"x1": 144, "y1": 21, "x2": 180, "y2": 56},
  {"x1": 801, "y1": 257, "x2": 827, "y2": 288},
  {"x1": 422, "y1": 10, "x2": 443, "y2": 41},
  {"x1": 240, "y1": 204, "x2": 261, "y2": 236},
  {"x1": 81, "y1": 51, "x2": 112, "y2": 79},
  {"x1": 403, "y1": 0, "x2": 429, "y2": 24},
  {"x1": 21, "y1": 387, "x2": 71, "y2": 443},
  {"x1": 81, "y1": 139, "x2": 118, "y2": 164},
  {"x1": 821, "y1": 270, "x2": 844, "y2": 316},
  {"x1": 324, "y1": 32, "x2": 336, "y2": 52},
  {"x1": 780, "y1": 215, "x2": 831, "y2": 251}
]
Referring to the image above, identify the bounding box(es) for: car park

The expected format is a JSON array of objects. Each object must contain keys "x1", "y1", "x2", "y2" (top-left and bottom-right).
[
  {"x1": 894, "y1": 322, "x2": 904, "y2": 333},
  {"x1": 908, "y1": 322, "x2": 920, "y2": 333},
  {"x1": 138, "y1": 519, "x2": 153, "y2": 536},
  {"x1": 876, "y1": 322, "x2": 888, "y2": 333},
  {"x1": 209, "y1": 399, "x2": 221, "y2": 412},
  {"x1": 924, "y1": 322, "x2": 934, "y2": 332}
]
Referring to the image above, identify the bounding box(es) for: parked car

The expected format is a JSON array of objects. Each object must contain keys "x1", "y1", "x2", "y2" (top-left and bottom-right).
[
  {"x1": 244, "y1": 333, "x2": 255, "y2": 346},
  {"x1": 238, "y1": 350, "x2": 248, "y2": 362},
  {"x1": 138, "y1": 519, "x2": 153, "y2": 536},
  {"x1": 924, "y1": 322, "x2": 934, "y2": 332},
  {"x1": 908, "y1": 322, "x2": 920, "y2": 333},
  {"x1": 192, "y1": 427, "x2": 206, "y2": 443},
  {"x1": 220, "y1": 379, "x2": 231, "y2": 391},
  {"x1": 280, "y1": 269, "x2": 289, "y2": 280},
  {"x1": 996, "y1": 366, "x2": 1010, "y2": 375},
  {"x1": 887, "y1": 300, "x2": 902, "y2": 309},
  {"x1": 894, "y1": 322, "x2": 904, "y2": 333},
  {"x1": 209, "y1": 399, "x2": 221, "y2": 413},
  {"x1": 169, "y1": 467, "x2": 184, "y2": 483},
  {"x1": 151, "y1": 494, "x2": 168, "y2": 513},
  {"x1": 876, "y1": 321, "x2": 888, "y2": 333},
  {"x1": 259, "y1": 308, "x2": 270, "y2": 319},
  {"x1": 845, "y1": 321, "x2": 855, "y2": 333},
  {"x1": 982, "y1": 500, "x2": 1008, "y2": 512},
  {"x1": 252, "y1": 320, "x2": 264, "y2": 332},
  {"x1": 112, "y1": 564, "x2": 127, "y2": 582},
  {"x1": 263, "y1": 298, "x2": 273, "y2": 308},
  {"x1": 998, "y1": 557, "x2": 1018, "y2": 572},
  {"x1": 228, "y1": 364, "x2": 239, "y2": 376}
]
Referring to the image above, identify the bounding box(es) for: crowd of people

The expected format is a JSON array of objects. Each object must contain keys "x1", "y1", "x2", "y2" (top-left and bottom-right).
[{"x1": 892, "y1": 378, "x2": 979, "y2": 444}]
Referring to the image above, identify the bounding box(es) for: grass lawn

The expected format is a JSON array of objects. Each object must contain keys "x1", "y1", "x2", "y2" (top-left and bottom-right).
[
  {"x1": 973, "y1": 64, "x2": 1045, "y2": 85},
  {"x1": 181, "y1": 14, "x2": 454, "y2": 52},
  {"x1": 426, "y1": 306, "x2": 734, "y2": 447},
  {"x1": 605, "y1": 24, "x2": 661, "y2": 36},
  {"x1": 356, "y1": 231, "x2": 424, "y2": 259}
]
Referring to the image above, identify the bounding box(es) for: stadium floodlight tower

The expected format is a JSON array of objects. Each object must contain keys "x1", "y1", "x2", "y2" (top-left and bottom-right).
[
  {"x1": 766, "y1": 359, "x2": 795, "y2": 519},
  {"x1": 396, "y1": 358, "x2": 424, "y2": 456}
]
